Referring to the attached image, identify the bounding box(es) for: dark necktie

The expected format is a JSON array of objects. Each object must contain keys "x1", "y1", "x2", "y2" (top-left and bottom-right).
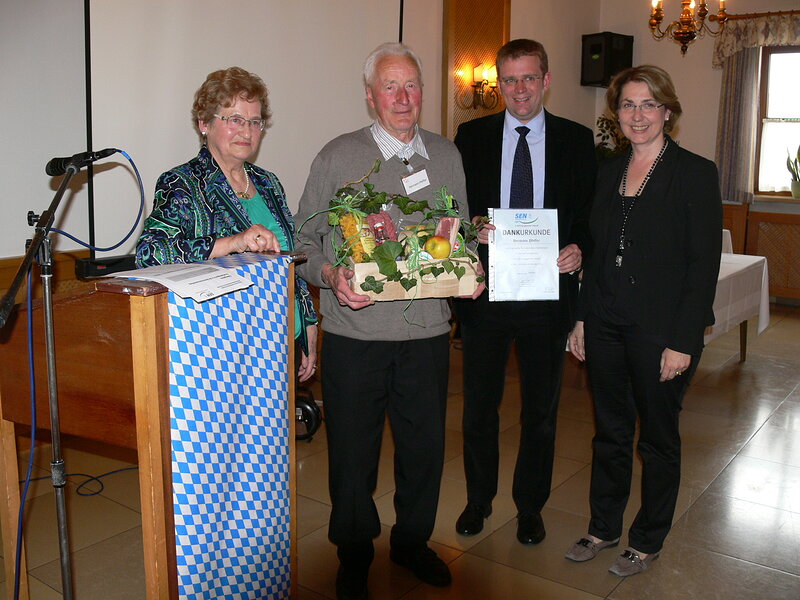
[{"x1": 509, "y1": 125, "x2": 533, "y2": 208}]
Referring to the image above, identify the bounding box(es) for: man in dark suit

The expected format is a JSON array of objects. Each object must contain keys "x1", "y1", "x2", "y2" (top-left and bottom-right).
[{"x1": 453, "y1": 38, "x2": 596, "y2": 544}]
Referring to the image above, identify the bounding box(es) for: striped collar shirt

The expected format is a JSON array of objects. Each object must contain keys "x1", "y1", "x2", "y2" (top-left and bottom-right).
[{"x1": 370, "y1": 121, "x2": 429, "y2": 163}]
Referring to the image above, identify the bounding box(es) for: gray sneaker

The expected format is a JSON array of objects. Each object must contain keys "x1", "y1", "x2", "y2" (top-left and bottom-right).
[
  {"x1": 608, "y1": 548, "x2": 660, "y2": 577},
  {"x1": 565, "y1": 537, "x2": 619, "y2": 562}
]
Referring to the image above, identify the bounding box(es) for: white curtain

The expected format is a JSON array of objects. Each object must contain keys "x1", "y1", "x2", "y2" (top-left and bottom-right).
[{"x1": 715, "y1": 47, "x2": 759, "y2": 204}]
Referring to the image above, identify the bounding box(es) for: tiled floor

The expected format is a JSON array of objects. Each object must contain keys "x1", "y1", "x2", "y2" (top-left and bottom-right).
[{"x1": 2, "y1": 305, "x2": 799, "y2": 599}]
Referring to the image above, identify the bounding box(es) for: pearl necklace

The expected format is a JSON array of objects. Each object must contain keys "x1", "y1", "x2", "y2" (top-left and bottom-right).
[
  {"x1": 615, "y1": 137, "x2": 668, "y2": 268},
  {"x1": 234, "y1": 167, "x2": 250, "y2": 199}
]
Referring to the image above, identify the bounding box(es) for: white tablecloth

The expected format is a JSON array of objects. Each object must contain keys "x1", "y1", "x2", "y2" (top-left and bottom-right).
[
  {"x1": 705, "y1": 253, "x2": 770, "y2": 345},
  {"x1": 722, "y1": 229, "x2": 733, "y2": 254}
]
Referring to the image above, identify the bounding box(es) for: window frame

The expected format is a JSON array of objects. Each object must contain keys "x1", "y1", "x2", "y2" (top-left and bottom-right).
[{"x1": 754, "y1": 45, "x2": 800, "y2": 198}]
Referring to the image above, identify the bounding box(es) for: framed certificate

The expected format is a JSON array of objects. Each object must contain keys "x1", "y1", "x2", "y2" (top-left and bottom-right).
[{"x1": 488, "y1": 208, "x2": 560, "y2": 301}]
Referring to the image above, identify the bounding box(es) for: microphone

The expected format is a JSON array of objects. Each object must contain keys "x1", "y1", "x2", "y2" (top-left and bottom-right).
[{"x1": 45, "y1": 148, "x2": 118, "y2": 176}]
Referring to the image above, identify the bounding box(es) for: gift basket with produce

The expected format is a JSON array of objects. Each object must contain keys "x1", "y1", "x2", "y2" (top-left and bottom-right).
[{"x1": 304, "y1": 160, "x2": 484, "y2": 301}]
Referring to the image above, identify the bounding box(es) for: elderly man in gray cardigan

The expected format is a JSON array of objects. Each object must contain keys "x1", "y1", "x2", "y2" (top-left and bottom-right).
[{"x1": 294, "y1": 42, "x2": 475, "y2": 600}]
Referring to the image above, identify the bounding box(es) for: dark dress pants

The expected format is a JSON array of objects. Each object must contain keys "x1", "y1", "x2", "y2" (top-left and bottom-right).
[
  {"x1": 584, "y1": 316, "x2": 697, "y2": 554},
  {"x1": 461, "y1": 300, "x2": 566, "y2": 514},
  {"x1": 322, "y1": 332, "x2": 449, "y2": 550}
]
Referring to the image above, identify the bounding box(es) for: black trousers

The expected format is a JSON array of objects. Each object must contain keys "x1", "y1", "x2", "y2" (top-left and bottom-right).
[
  {"x1": 321, "y1": 332, "x2": 449, "y2": 549},
  {"x1": 584, "y1": 316, "x2": 697, "y2": 554},
  {"x1": 461, "y1": 301, "x2": 566, "y2": 514}
]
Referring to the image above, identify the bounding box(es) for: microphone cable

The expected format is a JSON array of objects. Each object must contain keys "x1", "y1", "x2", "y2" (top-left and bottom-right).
[
  {"x1": 13, "y1": 148, "x2": 145, "y2": 599},
  {"x1": 13, "y1": 269, "x2": 37, "y2": 600},
  {"x1": 50, "y1": 149, "x2": 146, "y2": 252}
]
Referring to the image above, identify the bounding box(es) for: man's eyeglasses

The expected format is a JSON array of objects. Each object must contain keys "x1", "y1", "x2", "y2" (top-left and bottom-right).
[
  {"x1": 213, "y1": 114, "x2": 265, "y2": 132},
  {"x1": 618, "y1": 102, "x2": 664, "y2": 113},
  {"x1": 498, "y1": 75, "x2": 543, "y2": 87}
]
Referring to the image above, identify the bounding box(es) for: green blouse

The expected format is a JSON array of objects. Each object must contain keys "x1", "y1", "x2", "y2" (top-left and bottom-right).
[{"x1": 240, "y1": 190, "x2": 302, "y2": 340}]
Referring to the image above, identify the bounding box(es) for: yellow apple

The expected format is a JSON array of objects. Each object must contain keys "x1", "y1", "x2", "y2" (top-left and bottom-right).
[{"x1": 424, "y1": 235, "x2": 451, "y2": 259}]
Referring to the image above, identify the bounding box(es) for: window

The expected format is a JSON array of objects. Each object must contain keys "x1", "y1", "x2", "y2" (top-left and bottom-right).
[{"x1": 756, "y1": 46, "x2": 800, "y2": 195}]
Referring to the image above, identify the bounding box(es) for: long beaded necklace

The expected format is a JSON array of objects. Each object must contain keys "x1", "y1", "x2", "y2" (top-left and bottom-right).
[
  {"x1": 234, "y1": 166, "x2": 251, "y2": 199},
  {"x1": 615, "y1": 138, "x2": 668, "y2": 268}
]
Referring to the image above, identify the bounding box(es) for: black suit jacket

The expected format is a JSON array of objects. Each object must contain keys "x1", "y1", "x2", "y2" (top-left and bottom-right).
[
  {"x1": 453, "y1": 110, "x2": 597, "y2": 335},
  {"x1": 576, "y1": 136, "x2": 722, "y2": 355}
]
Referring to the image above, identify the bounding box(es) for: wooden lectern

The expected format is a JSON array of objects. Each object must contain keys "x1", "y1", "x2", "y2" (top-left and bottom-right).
[{"x1": 0, "y1": 259, "x2": 296, "y2": 599}]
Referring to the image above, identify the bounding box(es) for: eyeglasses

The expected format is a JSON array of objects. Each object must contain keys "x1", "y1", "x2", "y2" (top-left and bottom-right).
[
  {"x1": 213, "y1": 114, "x2": 265, "y2": 132},
  {"x1": 618, "y1": 102, "x2": 664, "y2": 113},
  {"x1": 498, "y1": 75, "x2": 543, "y2": 87}
]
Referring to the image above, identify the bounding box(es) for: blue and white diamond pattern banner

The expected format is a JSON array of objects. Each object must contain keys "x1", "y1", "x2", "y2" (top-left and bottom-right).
[{"x1": 168, "y1": 255, "x2": 291, "y2": 599}]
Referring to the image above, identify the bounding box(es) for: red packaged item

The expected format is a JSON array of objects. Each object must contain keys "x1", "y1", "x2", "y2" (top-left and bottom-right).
[
  {"x1": 435, "y1": 216, "x2": 460, "y2": 249},
  {"x1": 366, "y1": 211, "x2": 397, "y2": 244}
]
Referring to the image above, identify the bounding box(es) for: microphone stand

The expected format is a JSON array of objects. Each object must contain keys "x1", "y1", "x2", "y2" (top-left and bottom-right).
[{"x1": 0, "y1": 165, "x2": 79, "y2": 599}]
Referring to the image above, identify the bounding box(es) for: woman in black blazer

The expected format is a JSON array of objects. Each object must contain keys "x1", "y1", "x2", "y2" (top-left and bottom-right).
[{"x1": 565, "y1": 65, "x2": 722, "y2": 577}]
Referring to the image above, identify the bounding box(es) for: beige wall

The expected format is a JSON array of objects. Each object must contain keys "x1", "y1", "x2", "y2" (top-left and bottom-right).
[
  {"x1": 0, "y1": 0, "x2": 86, "y2": 259},
  {"x1": 511, "y1": 0, "x2": 602, "y2": 131},
  {"x1": 90, "y1": 0, "x2": 448, "y2": 259},
  {"x1": 403, "y1": 0, "x2": 445, "y2": 135},
  {"x1": 88, "y1": 0, "x2": 403, "y2": 257},
  {"x1": 0, "y1": 0, "x2": 442, "y2": 259}
]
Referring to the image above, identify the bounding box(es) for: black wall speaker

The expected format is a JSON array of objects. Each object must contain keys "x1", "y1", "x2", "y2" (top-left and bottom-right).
[{"x1": 581, "y1": 32, "x2": 634, "y2": 88}]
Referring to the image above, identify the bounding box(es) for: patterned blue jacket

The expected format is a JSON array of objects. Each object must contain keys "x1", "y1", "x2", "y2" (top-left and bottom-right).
[{"x1": 136, "y1": 146, "x2": 317, "y2": 348}]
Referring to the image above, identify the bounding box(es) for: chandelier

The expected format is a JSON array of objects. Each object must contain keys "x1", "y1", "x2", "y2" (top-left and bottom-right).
[{"x1": 649, "y1": 1, "x2": 728, "y2": 55}]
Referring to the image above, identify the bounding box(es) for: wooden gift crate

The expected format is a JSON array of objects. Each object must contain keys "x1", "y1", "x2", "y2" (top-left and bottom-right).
[{"x1": 348, "y1": 257, "x2": 479, "y2": 301}]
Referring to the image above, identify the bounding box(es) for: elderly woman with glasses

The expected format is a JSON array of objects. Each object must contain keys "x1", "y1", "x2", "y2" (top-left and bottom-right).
[
  {"x1": 565, "y1": 65, "x2": 721, "y2": 577},
  {"x1": 136, "y1": 66, "x2": 318, "y2": 380}
]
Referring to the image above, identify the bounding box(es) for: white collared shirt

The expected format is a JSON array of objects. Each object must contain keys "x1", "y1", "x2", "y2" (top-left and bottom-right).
[
  {"x1": 370, "y1": 121, "x2": 429, "y2": 164},
  {"x1": 500, "y1": 109, "x2": 546, "y2": 209}
]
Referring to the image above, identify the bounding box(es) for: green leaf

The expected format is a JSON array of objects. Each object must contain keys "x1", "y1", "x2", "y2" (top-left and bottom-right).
[
  {"x1": 361, "y1": 193, "x2": 386, "y2": 215},
  {"x1": 371, "y1": 241, "x2": 403, "y2": 279},
  {"x1": 422, "y1": 265, "x2": 444, "y2": 278},
  {"x1": 335, "y1": 185, "x2": 357, "y2": 198},
  {"x1": 441, "y1": 260, "x2": 454, "y2": 274},
  {"x1": 360, "y1": 276, "x2": 384, "y2": 293},
  {"x1": 432, "y1": 186, "x2": 459, "y2": 217},
  {"x1": 400, "y1": 277, "x2": 417, "y2": 291},
  {"x1": 453, "y1": 265, "x2": 466, "y2": 279},
  {"x1": 394, "y1": 196, "x2": 430, "y2": 214},
  {"x1": 476, "y1": 275, "x2": 485, "y2": 283}
]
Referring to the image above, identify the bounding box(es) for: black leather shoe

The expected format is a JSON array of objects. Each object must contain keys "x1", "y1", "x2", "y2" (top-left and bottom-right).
[
  {"x1": 336, "y1": 542, "x2": 372, "y2": 600},
  {"x1": 335, "y1": 564, "x2": 368, "y2": 600},
  {"x1": 455, "y1": 503, "x2": 492, "y2": 536},
  {"x1": 516, "y1": 512, "x2": 546, "y2": 545},
  {"x1": 390, "y1": 544, "x2": 452, "y2": 587}
]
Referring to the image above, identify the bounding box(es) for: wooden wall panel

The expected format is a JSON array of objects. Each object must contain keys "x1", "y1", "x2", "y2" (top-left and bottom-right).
[
  {"x1": 746, "y1": 210, "x2": 800, "y2": 299},
  {"x1": 442, "y1": 0, "x2": 510, "y2": 139},
  {"x1": 0, "y1": 250, "x2": 92, "y2": 306}
]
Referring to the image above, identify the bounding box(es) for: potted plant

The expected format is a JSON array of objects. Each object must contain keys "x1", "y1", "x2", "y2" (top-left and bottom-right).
[
  {"x1": 595, "y1": 114, "x2": 629, "y2": 161},
  {"x1": 787, "y1": 144, "x2": 800, "y2": 199}
]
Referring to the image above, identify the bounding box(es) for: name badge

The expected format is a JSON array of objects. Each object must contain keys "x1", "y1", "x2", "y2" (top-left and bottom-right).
[{"x1": 401, "y1": 168, "x2": 430, "y2": 195}]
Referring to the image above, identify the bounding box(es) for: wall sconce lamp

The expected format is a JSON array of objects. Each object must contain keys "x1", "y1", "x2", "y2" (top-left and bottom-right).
[
  {"x1": 457, "y1": 64, "x2": 500, "y2": 110},
  {"x1": 649, "y1": 1, "x2": 728, "y2": 55}
]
